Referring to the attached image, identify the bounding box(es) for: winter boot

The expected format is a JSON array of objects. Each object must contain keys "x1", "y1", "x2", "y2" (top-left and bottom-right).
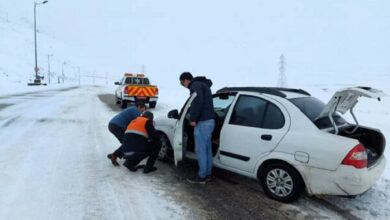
[{"x1": 107, "y1": 154, "x2": 120, "y2": 166}]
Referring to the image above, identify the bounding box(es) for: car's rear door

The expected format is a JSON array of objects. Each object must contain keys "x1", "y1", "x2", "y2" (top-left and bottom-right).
[{"x1": 218, "y1": 93, "x2": 290, "y2": 173}]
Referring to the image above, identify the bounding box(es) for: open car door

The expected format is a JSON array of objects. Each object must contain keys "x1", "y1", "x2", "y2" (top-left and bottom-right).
[{"x1": 172, "y1": 93, "x2": 197, "y2": 166}]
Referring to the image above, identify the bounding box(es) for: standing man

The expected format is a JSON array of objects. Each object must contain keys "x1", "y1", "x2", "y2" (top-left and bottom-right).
[
  {"x1": 179, "y1": 72, "x2": 215, "y2": 184},
  {"x1": 121, "y1": 111, "x2": 161, "y2": 174},
  {"x1": 107, "y1": 102, "x2": 146, "y2": 166}
]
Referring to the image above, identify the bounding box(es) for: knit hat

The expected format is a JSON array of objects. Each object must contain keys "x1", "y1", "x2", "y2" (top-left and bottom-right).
[{"x1": 142, "y1": 111, "x2": 154, "y2": 121}]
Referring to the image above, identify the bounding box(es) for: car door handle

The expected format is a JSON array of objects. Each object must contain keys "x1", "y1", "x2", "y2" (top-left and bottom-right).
[{"x1": 261, "y1": 134, "x2": 272, "y2": 141}]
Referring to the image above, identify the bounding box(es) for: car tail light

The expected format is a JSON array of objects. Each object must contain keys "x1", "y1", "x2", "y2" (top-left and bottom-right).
[
  {"x1": 124, "y1": 86, "x2": 128, "y2": 94},
  {"x1": 156, "y1": 88, "x2": 159, "y2": 95},
  {"x1": 341, "y1": 143, "x2": 367, "y2": 169}
]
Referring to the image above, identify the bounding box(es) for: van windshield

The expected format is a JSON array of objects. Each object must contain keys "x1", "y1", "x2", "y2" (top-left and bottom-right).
[{"x1": 289, "y1": 97, "x2": 347, "y2": 129}]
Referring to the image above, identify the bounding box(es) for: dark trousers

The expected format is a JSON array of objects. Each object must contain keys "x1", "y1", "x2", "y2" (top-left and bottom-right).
[
  {"x1": 108, "y1": 123, "x2": 125, "y2": 158},
  {"x1": 124, "y1": 140, "x2": 162, "y2": 168}
]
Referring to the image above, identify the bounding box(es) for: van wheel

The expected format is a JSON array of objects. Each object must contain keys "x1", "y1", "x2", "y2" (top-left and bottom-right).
[
  {"x1": 260, "y1": 162, "x2": 304, "y2": 203},
  {"x1": 121, "y1": 100, "x2": 128, "y2": 109},
  {"x1": 149, "y1": 101, "x2": 157, "y2": 108},
  {"x1": 157, "y1": 133, "x2": 171, "y2": 161}
]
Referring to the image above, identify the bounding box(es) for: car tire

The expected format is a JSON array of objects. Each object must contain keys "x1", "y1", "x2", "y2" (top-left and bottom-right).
[
  {"x1": 121, "y1": 100, "x2": 128, "y2": 109},
  {"x1": 260, "y1": 162, "x2": 304, "y2": 203},
  {"x1": 157, "y1": 133, "x2": 172, "y2": 162},
  {"x1": 149, "y1": 101, "x2": 157, "y2": 108}
]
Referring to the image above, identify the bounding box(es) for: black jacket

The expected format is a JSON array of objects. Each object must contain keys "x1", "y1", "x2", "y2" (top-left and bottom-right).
[
  {"x1": 122, "y1": 120, "x2": 159, "y2": 153},
  {"x1": 189, "y1": 76, "x2": 215, "y2": 122}
]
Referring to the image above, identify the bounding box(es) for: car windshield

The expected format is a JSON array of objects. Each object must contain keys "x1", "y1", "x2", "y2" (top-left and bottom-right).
[
  {"x1": 289, "y1": 97, "x2": 347, "y2": 129},
  {"x1": 213, "y1": 94, "x2": 235, "y2": 110}
]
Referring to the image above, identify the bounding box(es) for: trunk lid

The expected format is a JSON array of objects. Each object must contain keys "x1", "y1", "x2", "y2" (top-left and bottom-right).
[{"x1": 316, "y1": 87, "x2": 385, "y2": 119}]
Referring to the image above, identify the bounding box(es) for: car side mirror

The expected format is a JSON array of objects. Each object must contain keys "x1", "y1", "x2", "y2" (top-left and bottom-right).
[
  {"x1": 167, "y1": 109, "x2": 179, "y2": 119},
  {"x1": 114, "y1": 82, "x2": 120, "y2": 85}
]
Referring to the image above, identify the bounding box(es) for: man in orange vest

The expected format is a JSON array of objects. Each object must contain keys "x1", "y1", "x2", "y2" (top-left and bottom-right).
[
  {"x1": 121, "y1": 111, "x2": 161, "y2": 173},
  {"x1": 107, "y1": 102, "x2": 146, "y2": 166}
]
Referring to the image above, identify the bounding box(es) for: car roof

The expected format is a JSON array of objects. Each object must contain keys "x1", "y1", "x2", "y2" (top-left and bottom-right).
[{"x1": 216, "y1": 87, "x2": 311, "y2": 98}]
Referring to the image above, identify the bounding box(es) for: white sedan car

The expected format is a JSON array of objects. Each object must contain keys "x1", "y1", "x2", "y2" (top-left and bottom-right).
[{"x1": 155, "y1": 87, "x2": 386, "y2": 202}]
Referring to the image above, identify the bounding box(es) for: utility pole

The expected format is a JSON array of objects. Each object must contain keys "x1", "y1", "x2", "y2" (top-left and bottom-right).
[
  {"x1": 141, "y1": 64, "x2": 146, "y2": 73},
  {"x1": 277, "y1": 54, "x2": 287, "y2": 87},
  {"x1": 77, "y1": 67, "x2": 81, "y2": 85},
  {"x1": 31, "y1": 0, "x2": 48, "y2": 86},
  {"x1": 62, "y1": 61, "x2": 67, "y2": 83},
  {"x1": 47, "y1": 54, "x2": 53, "y2": 84}
]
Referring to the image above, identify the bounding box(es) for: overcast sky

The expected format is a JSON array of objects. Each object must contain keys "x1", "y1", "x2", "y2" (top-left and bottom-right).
[{"x1": 2, "y1": 0, "x2": 390, "y2": 87}]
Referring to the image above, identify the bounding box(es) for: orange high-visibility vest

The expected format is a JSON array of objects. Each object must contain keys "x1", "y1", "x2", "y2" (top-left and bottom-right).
[{"x1": 125, "y1": 116, "x2": 148, "y2": 138}]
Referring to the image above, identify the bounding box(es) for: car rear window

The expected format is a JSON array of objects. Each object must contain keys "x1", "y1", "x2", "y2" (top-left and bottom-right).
[{"x1": 289, "y1": 97, "x2": 346, "y2": 129}]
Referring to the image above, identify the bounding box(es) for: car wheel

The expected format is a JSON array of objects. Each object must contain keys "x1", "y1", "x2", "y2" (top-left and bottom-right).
[
  {"x1": 260, "y1": 162, "x2": 304, "y2": 203},
  {"x1": 149, "y1": 101, "x2": 157, "y2": 108},
  {"x1": 157, "y1": 133, "x2": 171, "y2": 161}
]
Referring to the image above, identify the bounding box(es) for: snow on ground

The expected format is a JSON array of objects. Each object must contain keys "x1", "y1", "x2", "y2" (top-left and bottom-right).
[
  {"x1": 0, "y1": 12, "x2": 89, "y2": 93},
  {"x1": 0, "y1": 86, "x2": 191, "y2": 219},
  {"x1": 0, "y1": 79, "x2": 389, "y2": 219}
]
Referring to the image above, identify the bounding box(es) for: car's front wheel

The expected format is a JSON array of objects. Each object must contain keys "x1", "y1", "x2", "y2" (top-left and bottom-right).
[
  {"x1": 157, "y1": 133, "x2": 172, "y2": 161},
  {"x1": 260, "y1": 162, "x2": 304, "y2": 203}
]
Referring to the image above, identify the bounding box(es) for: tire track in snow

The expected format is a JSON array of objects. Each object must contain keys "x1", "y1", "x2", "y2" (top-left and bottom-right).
[{"x1": 0, "y1": 116, "x2": 20, "y2": 128}]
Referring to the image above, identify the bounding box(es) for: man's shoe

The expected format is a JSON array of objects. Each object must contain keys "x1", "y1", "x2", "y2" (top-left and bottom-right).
[
  {"x1": 186, "y1": 175, "x2": 206, "y2": 184},
  {"x1": 123, "y1": 161, "x2": 138, "y2": 172},
  {"x1": 107, "y1": 154, "x2": 120, "y2": 166},
  {"x1": 205, "y1": 175, "x2": 212, "y2": 182},
  {"x1": 143, "y1": 166, "x2": 157, "y2": 174}
]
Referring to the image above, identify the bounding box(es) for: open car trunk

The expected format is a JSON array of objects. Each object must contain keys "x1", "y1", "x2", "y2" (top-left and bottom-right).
[{"x1": 339, "y1": 125, "x2": 386, "y2": 168}]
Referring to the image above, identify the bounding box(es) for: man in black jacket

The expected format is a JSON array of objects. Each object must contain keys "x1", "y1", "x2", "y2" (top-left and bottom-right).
[{"x1": 180, "y1": 72, "x2": 215, "y2": 184}]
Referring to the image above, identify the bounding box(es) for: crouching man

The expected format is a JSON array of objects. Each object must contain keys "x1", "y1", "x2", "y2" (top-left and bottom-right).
[{"x1": 122, "y1": 111, "x2": 161, "y2": 174}]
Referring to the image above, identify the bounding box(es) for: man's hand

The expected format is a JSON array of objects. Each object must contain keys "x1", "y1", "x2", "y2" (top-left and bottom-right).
[{"x1": 190, "y1": 121, "x2": 196, "y2": 127}]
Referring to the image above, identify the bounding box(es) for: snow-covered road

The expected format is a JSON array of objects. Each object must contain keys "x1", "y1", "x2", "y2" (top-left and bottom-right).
[
  {"x1": 0, "y1": 86, "x2": 186, "y2": 219},
  {"x1": 1, "y1": 85, "x2": 389, "y2": 220}
]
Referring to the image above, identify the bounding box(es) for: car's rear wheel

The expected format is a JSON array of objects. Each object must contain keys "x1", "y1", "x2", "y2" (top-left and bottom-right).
[{"x1": 260, "y1": 162, "x2": 304, "y2": 203}]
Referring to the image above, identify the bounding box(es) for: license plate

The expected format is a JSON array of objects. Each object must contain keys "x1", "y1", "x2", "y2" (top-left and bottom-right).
[{"x1": 137, "y1": 97, "x2": 147, "y2": 100}]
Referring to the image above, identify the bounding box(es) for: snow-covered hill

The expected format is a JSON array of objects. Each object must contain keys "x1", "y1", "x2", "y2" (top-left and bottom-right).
[{"x1": 0, "y1": 11, "x2": 98, "y2": 92}]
